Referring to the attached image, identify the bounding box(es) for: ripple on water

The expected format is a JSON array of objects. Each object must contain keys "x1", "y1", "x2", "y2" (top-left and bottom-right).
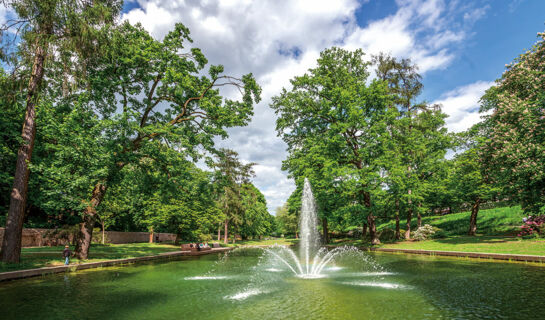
[
  {"x1": 184, "y1": 276, "x2": 229, "y2": 280},
  {"x1": 337, "y1": 271, "x2": 396, "y2": 277},
  {"x1": 225, "y1": 288, "x2": 264, "y2": 301},
  {"x1": 340, "y1": 281, "x2": 411, "y2": 289}
]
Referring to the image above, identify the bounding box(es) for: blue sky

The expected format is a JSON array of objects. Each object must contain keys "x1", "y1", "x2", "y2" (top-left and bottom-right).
[{"x1": 117, "y1": 0, "x2": 544, "y2": 213}]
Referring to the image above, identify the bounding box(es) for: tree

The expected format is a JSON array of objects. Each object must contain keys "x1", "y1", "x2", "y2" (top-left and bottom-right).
[
  {"x1": 239, "y1": 184, "x2": 272, "y2": 240},
  {"x1": 272, "y1": 47, "x2": 396, "y2": 245},
  {"x1": 276, "y1": 199, "x2": 299, "y2": 238},
  {"x1": 449, "y1": 128, "x2": 497, "y2": 235},
  {"x1": 0, "y1": 0, "x2": 121, "y2": 263},
  {"x1": 69, "y1": 22, "x2": 260, "y2": 258},
  {"x1": 212, "y1": 149, "x2": 256, "y2": 243},
  {"x1": 480, "y1": 31, "x2": 545, "y2": 215},
  {"x1": 373, "y1": 53, "x2": 450, "y2": 239}
]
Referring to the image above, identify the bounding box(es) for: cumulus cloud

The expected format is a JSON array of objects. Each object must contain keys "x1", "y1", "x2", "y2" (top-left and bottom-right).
[
  {"x1": 123, "y1": 0, "x2": 489, "y2": 213},
  {"x1": 434, "y1": 80, "x2": 495, "y2": 133}
]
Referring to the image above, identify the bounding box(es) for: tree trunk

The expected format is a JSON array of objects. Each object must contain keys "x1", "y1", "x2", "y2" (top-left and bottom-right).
[
  {"x1": 362, "y1": 223, "x2": 367, "y2": 239},
  {"x1": 74, "y1": 183, "x2": 107, "y2": 259},
  {"x1": 223, "y1": 219, "x2": 228, "y2": 244},
  {"x1": 363, "y1": 191, "x2": 380, "y2": 245},
  {"x1": 149, "y1": 227, "x2": 154, "y2": 243},
  {"x1": 368, "y1": 214, "x2": 380, "y2": 245},
  {"x1": 468, "y1": 197, "x2": 481, "y2": 236},
  {"x1": 417, "y1": 202, "x2": 423, "y2": 229},
  {"x1": 174, "y1": 233, "x2": 181, "y2": 245},
  {"x1": 217, "y1": 226, "x2": 221, "y2": 241},
  {"x1": 295, "y1": 231, "x2": 298, "y2": 239},
  {"x1": 102, "y1": 221, "x2": 105, "y2": 245},
  {"x1": 395, "y1": 198, "x2": 400, "y2": 240},
  {"x1": 1, "y1": 38, "x2": 48, "y2": 263},
  {"x1": 405, "y1": 207, "x2": 412, "y2": 240},
  {"x1": 322, "y1": 218, "x2": 329, "y2": 244},
  {"x1": 405, "y1": 189, "x2": 413, "y2": 240}
]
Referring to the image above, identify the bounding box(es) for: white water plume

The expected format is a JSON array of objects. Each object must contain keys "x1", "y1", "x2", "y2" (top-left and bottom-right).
[{"x1": 262, "y1": 179, "x2": 362, "y2": 278}]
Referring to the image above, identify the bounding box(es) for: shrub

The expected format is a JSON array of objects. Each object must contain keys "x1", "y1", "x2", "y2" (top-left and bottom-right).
[
  {"x1": 413, "y1": 224, "x2": 435, "y2": 241},
  {"x1": 518, "y1": 215, "x2": 545, "y2": 237},
  {"x1": 379, "y1": 228, "x2": 396, "y2": 241},
  {"x1": 432, "y1": 227, "x2": 447, "y2": 239}
]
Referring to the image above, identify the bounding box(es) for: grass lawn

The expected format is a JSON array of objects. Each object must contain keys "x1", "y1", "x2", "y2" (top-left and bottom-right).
[
  {"x1": 0, "y1": 243, "x2": 181, "y2": 273},
  {"x1": 328, "y1": 205, "x2": 544, "y2": 256},
  {"x1": 377, "y1": 206, "x2": 525, "y2": 236},
  {"x1": 0, "y1": 239, "x2": 299, "y2": 273},
  {"x1": 230, "y1": 238, "x2": 298, "y2": 247},
  {"x1": 379, "y1": 236, "x2": 545, "y2": 256}
]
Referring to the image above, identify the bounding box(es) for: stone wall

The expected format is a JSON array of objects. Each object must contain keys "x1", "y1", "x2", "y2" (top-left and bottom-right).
[{"x1": 0, "y1": 228, "x2": 177, "y2": 247}]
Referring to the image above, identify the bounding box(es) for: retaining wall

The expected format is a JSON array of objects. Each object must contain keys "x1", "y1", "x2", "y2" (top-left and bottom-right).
[{"x1": 0, "y1": 228, "x2": 176, "y2": 247}]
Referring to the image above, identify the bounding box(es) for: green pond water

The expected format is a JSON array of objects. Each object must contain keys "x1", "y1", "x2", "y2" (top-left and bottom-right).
[{"x1": 1, "y1": 248, "x2": 544, "y2": 320}]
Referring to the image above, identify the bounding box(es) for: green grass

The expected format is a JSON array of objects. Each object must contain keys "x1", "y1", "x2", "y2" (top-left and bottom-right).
[
  {"x1": 379, "y1": 236, "x2": 545, "y2": 256},
  {"x1": 0, "y1": 239, "x2": 300, "y2": 273},
  {"x1": 232, "y1": 238, "x2": 299, "y2": 247},
  {"x1": 0, "y1": 243, "x2": 181, "y2": 273},
  {"x1": 328, "y1": 206, "x2": 545, "y2": 256},
  {"x1": 377, "y1": 205, "x2": 525, "y2": 236}
]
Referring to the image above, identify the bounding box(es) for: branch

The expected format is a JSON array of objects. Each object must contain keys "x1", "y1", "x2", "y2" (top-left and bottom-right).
[{"x1": 140, "y1": 74, "x2": 163, "y2": 127}]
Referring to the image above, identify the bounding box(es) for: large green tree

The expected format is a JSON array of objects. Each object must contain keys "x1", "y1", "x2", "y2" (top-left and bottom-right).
[
  {"x1": 449, "y1": 128, "x2": 498, "y2": 235},
  {"x1": 272, "y1": 47, "x2": 396, "y2": 244},
  {"x1": 480, "y1": 31, "x2": 545, "y2": 215},
  {"x1": 212, "y1": 149, "x2": 256, "y2": 243},
  {"x1": 374, "y1": 54, "x2": 450, "y2": 239},
  {"x1": 0, "y1": 0, "x2": 121, "y2": 263},
  {"x1": 69, "y1": 22, "x2": 260, "y2": 258}
]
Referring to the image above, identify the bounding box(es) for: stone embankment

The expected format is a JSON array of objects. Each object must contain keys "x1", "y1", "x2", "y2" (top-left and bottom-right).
[
  {"x1": 0, "y1": 247, "x2": 232, "y2": 282},
  {"x1": 367, "y1": 247, "x2": 545, "y2": 263}
]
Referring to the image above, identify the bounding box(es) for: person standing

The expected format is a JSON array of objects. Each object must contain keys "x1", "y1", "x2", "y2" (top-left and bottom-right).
[{"x1": 63, "y1": 245, "x2": 72, "y2": 265}]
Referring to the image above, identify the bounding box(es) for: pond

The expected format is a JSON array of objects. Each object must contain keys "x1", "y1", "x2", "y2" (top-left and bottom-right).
[{"x1": 1, "y1": 248, "x2": 543, "y2": 319}]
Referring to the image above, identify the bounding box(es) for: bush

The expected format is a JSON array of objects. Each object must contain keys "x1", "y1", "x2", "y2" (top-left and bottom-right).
[
  {"x1": 518, "y1": 215, "x2": 545, "y2": 237},
  {"x1": 413, "y1": 224, "x2": 435, "y2": 241},
  {"x1": 432, "y1": 227, "x2": 447, "y2": 239},
  {"x1": 379, "y1": 228, "x2": 396, "y2": 241}
]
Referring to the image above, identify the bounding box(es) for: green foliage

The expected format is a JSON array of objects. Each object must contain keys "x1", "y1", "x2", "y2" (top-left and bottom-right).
[
  {"x1": 272, "y1": 47, "x2": 396, "y2": 236},
  {"x1": 378, "y1": 206, "x2": 524, "y2": 236},
  {"x1": 276, "y1": 203, "x2": 298, "y2": 236},
  {"x1": 480, "y1": 31, "x2": 545, "y2": 215}
]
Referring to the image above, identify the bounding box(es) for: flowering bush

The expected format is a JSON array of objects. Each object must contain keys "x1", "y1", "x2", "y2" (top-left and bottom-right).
[
  {"x1": 413, "y1": 224, "x2": 435, "y2": 241},
  {"x1": 518, "y1": 215, "x2": 545, "y2": 237}
]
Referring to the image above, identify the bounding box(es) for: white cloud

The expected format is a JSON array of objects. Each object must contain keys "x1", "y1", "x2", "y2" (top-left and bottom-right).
[
  {"x1": 433, "y1": 80, "x2": 495, "y2": 133},
  {"x1": 123, "y1": 0, "x2": 489, "y2": 213}
]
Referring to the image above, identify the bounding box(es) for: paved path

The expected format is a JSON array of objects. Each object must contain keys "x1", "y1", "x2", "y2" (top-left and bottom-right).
[{"x1": 0, "y1": 247, "x2": 233, "y2": 282}]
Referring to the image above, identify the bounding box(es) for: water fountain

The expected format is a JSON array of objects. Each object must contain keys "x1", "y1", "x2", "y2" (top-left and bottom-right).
[{"x1": 265, "y1": 178, "x2": 350, "y2": 278}]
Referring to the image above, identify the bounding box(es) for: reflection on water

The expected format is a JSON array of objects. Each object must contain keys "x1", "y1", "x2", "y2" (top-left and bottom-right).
[{"x1": 0, "y1": 248, "x2": 544, "y2": 320}]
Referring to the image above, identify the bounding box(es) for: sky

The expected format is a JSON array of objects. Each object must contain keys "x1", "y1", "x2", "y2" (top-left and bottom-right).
[{"x1": 119, "y1": 0, "x2": 544, "y2": 214}]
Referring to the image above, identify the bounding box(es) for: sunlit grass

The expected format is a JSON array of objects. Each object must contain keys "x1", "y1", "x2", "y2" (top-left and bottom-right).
[
  {"x1": 376, "y1": 206, "x2": 525, "y2": 236},
  {"x1": 379, "y1": 236, "x2": 545, "y2": 256},
  {"x1": 0, "y1": 243, "x2": 181, "y2": 273}
]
